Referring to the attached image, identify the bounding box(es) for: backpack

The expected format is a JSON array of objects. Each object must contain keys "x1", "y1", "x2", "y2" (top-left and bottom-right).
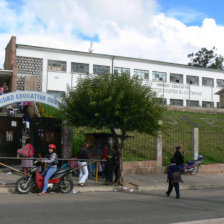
[
  {"x1": 172, "y1": 171, "x2": 181, "y2": 183},
  {"x1": 17, "y1": 144, "x2": 33, "y2": 157}
]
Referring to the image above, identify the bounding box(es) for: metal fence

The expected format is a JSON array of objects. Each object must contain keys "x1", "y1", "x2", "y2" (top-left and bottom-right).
[
  {"x1": 72, "y1": 127, "x2": 156, "y2": 162},
  {"x1": 73, "y1": 127, "x2": 224, "y2": 166},
  {"x1": 163, "y1": 128, "x2": 224, "y2": 166},
  {"x1": 199, "y1": 130, "x2": 223, "y2": 164},
  {"x1": 163, "y1": 129, "x2": 192, "y2": 165}
]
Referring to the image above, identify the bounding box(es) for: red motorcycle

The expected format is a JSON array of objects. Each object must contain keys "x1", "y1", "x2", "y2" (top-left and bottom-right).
[{"x1": 16, "y1": 160, "x2": 74, "y2": 194}]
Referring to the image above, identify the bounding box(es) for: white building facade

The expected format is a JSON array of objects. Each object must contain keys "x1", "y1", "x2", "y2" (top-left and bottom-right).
[{"x1": 12, "y1": 42, "x2": 224, "y2": 108}]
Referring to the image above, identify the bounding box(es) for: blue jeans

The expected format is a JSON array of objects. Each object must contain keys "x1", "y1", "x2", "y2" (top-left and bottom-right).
[{"x1": 41, "y1": 166, "x2": 57, "y2": 192}]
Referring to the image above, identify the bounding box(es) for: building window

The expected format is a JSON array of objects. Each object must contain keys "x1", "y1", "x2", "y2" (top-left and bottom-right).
[
  {"x1": 186, "y1": 100, "x2": 199, "y2": 107},
  {"x1": 217, "y1": 102, "x2": 220, "y2": 108},
  {"x1": 152, "y1": 71, "x2": 167, "y2": 82},
  {"x1": 114, "y1": 67, "x2": 130, "y2": 75},
  {"x1": 48, "y1": 60, "x2": 66, "y2": 72},
  {"x1": 47, "y1": 90, "x2": 65, "y2": 98},
  {"x1": 202, "y1": 101, "x2": 214, "y2": 108},
  {"x1": 217, "y1": 79, "x2": 224, "y2": 87},
  {"x1": 186, "y1": 75, "x2": 199, "y2": 85},
  {"x1": 170, "y1": 73, "x2": 183, "y2": 83},
  {"x1": 202, "y1": 77, "x2": 214, "y2": 86},
  {"x1": 170, "y1": 99, "x2": 183, "y2": 106},
  {"x1": 133, "y1": 69, "x2": 149, "y2": 80},
  {"x1": 71, "y1": 62, "x2": 89, "y2": 74},
  {"x1": 93, "y1": 65, "x2": 110, "y2": 75}
]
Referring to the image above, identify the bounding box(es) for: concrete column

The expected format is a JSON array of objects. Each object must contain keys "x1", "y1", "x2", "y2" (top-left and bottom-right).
[
  {"x1": 154, "y1": 131, "x2": 162, "y2": 172},
  {"x1": 222, "y1": 128, "x2": 224, "y2": 163},
  {"x1": 192, "y1": 128, "x2": 199, "y2": 160}
]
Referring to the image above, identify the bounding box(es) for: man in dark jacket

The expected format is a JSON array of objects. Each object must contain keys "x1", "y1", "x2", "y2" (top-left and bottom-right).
[{"x1": 173, "y1": 146, "x2": 184, "y2": 166}]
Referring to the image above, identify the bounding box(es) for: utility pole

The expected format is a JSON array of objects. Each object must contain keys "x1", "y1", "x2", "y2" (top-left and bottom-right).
[
  {"x1": 188, "y1": 81, "x2": 192, "y2": 107},
  {"x1": 88, "y1": 41, "x2": 94, "y2": 53}
]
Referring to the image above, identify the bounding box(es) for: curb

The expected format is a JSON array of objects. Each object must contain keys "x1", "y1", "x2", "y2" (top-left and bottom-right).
[{"x1": 1, "y1": 184, "x2": 224, "y2": 194}]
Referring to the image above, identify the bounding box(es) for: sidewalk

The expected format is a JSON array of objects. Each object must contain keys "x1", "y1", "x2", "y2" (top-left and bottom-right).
[{"x1": 1, "y1": 166, "x2": 224, "y2": 194}]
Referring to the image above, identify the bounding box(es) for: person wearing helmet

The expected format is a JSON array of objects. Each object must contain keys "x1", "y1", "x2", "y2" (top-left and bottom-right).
[{"x1": 38, "y1": 144, "x2": 58, "y2": 196}]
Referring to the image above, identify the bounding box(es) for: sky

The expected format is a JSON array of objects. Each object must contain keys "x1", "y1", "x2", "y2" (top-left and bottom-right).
[{"x1": 1, "y1": 0, "x2": 224, "y2": 68}]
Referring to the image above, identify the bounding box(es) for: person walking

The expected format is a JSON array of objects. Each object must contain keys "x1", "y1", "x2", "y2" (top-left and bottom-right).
[
  {"x1": 166, "y1": 158, "x2": 183, "y2": 199},
  {"x1": 38, "y1": 144, "x2": 58, "y2": 196},
  {"x1": 78, "y1": 142, "x2": 89, "y2": 186}
]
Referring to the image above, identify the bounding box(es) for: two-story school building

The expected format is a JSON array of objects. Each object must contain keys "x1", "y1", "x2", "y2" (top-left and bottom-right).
[{"x1": 4, "y1": 36, "x2": 224, "y2": 108}]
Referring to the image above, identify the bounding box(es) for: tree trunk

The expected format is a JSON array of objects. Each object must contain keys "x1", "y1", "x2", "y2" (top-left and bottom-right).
[{"x1": 111, "y1": 128, "x2": 124, "y2": 185}]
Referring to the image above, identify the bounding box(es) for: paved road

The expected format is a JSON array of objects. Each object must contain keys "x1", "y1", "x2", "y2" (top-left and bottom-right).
[{"x1": 1, "y1": 189, "x2": 224, "y2": 224}]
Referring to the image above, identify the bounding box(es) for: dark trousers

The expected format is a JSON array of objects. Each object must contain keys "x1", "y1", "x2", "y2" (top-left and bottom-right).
[
  {"x1": 113, "y1": 163, "x2": 119, "y2": 183},
  {"x1": 105, "y1": 161, "x2": 113, "y2": 183},
  {"x1": 167, "y1": 179, "x2": 180, "y2": 197}
]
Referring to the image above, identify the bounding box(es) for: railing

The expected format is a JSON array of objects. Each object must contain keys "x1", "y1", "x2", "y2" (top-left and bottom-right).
[{"x1": 0, "y1": 157, "x2": 107, "y2": 183}]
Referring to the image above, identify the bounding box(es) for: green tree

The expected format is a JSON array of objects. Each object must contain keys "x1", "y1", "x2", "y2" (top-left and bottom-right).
[
  {"x1": 60, "y1": 73, "x2": 165, "y2": 184},
  {"x1": 188, "y1": 47, "x2": 224, "y2": 70}
]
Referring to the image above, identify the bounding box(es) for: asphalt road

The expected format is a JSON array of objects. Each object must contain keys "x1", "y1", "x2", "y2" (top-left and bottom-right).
[{"x1": 0, "y1": 189, "x2": 224, "y2": 224}]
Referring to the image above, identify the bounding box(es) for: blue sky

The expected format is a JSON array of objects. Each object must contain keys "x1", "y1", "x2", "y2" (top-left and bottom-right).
[
  {"x1": 0, "y1": 0, "x2": 224, "y2": 68},
  {"x1": 157, "y1": 0, "x2": 224, "y2": 26}
]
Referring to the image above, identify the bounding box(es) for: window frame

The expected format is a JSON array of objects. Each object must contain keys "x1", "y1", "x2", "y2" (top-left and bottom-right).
[
  {"x1": 186, "y1": 100, "x2": 199, "y2": 107},
  {"x1": 186, "y1": 75, "x2": 199, "y2": 85},
  {"x1": 133, "y1": 69, "x2": 149, "y2": 80},
  {"x1": 71, "y1": 62, "x2": 89, "y2": 74},
  {"x1": 48, "y1": 60, "x2": 67, "y2": 72},
  {"x1": 170, "y1": 73, "x2": 183, "y2": 84},
  {"x1": 202, "y1": 77, "x2": 214, "y2": 87},
  {"x1": 170, "y1": 99, "x2": 183, "y2": 106},
  {"x1": 152, "y1": 71, "x2": 167, "y2": 82},
  {"x1": 114, "y1": 67, "x2": 130, "y2": 75},
  {"x1": 93, "y1": 64, "x2": 110, "y2": 75},
  {"x1": 217, "y1": 79, "x2": 224, "y2": 87}
]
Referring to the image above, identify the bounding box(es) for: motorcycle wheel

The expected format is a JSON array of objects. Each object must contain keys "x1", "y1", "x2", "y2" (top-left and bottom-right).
[
  {"x1": 16, "y1": 177, "x2": 31, "y2": 194},
  {"x1": 190, "y1": 167, "x2": 199, "y2": 175},
  {"x1": 59, "y1": 178, "x2": 73, "y2": 193}
]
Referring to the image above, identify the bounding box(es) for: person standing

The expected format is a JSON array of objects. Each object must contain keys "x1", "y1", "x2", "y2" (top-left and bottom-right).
[
  {"x1": 0, "y1": 82, "x2": 8, "y2": 94},
  {"x1": 103, "y1": 144, "x2": 113, "y2": 185},
  {"x1": 38, "y1": 144, "x2": 58, "y2": 196},
  {"x1": 78, "y1": 142, "x2": 89, "y2": 186},
  {"x1": 112, "y1": 143, "x2": 120, "y2": 185},
  {"x1": 20, "y1": 138, "x2": 34, "y2": 175},
  {"x1": 173, "y1": 146, "x2": 184, "y2": 166},
  {"x1": 166, "y1": 158, "x2": 182, "y2": 199}
]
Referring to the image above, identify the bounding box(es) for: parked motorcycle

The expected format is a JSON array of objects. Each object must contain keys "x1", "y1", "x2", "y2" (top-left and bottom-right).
[
  {"x1": 16, "y1": 160, "x2": 74, "y2": 194},
  {"x1": 181, "y1": 155, "x2": 203, "y2": 175}
]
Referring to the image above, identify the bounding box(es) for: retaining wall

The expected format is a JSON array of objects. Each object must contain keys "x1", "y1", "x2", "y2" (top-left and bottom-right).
[{"x1": 123, "y1": 161, "x2": 224, "y2": 175}]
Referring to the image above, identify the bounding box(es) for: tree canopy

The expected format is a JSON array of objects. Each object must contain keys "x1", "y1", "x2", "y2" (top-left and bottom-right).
[
  {"x1": 60, "y1": 73, "x2": 165, "y2": 184},
  {"x1": 188, "y1": 47, "x2": 224, "y2": 70},
  {"x1": 61, "y1": 73, "x2": 165, "y2": 137}
]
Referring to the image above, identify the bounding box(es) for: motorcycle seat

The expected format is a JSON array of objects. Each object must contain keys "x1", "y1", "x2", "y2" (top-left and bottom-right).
[
  {"x1": 55, "y1": 167, "x2": 71, "y2": 175},
  {"x1": 187, "y1": 160, "x2": 195, "y2": 164}
]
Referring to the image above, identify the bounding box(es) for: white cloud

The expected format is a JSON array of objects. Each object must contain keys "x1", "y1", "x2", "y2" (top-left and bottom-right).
[{"x1": 1, "y1": 0, "x2": 224, "y2": 70}]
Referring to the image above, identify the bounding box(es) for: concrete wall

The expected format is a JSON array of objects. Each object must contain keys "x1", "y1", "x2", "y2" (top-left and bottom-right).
[
  {"x1": 123, "y1": 162, "x2": 224, "y2": 175},
  {"x1": 123, "y1": 161, "x2": 163, "y2": 175},
  {"x1": 199, "y1": 164, "x2": 224, "y2": 174},
  {"x1": 16, "y1": 56, "x2": 42, "y2": 91}
]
